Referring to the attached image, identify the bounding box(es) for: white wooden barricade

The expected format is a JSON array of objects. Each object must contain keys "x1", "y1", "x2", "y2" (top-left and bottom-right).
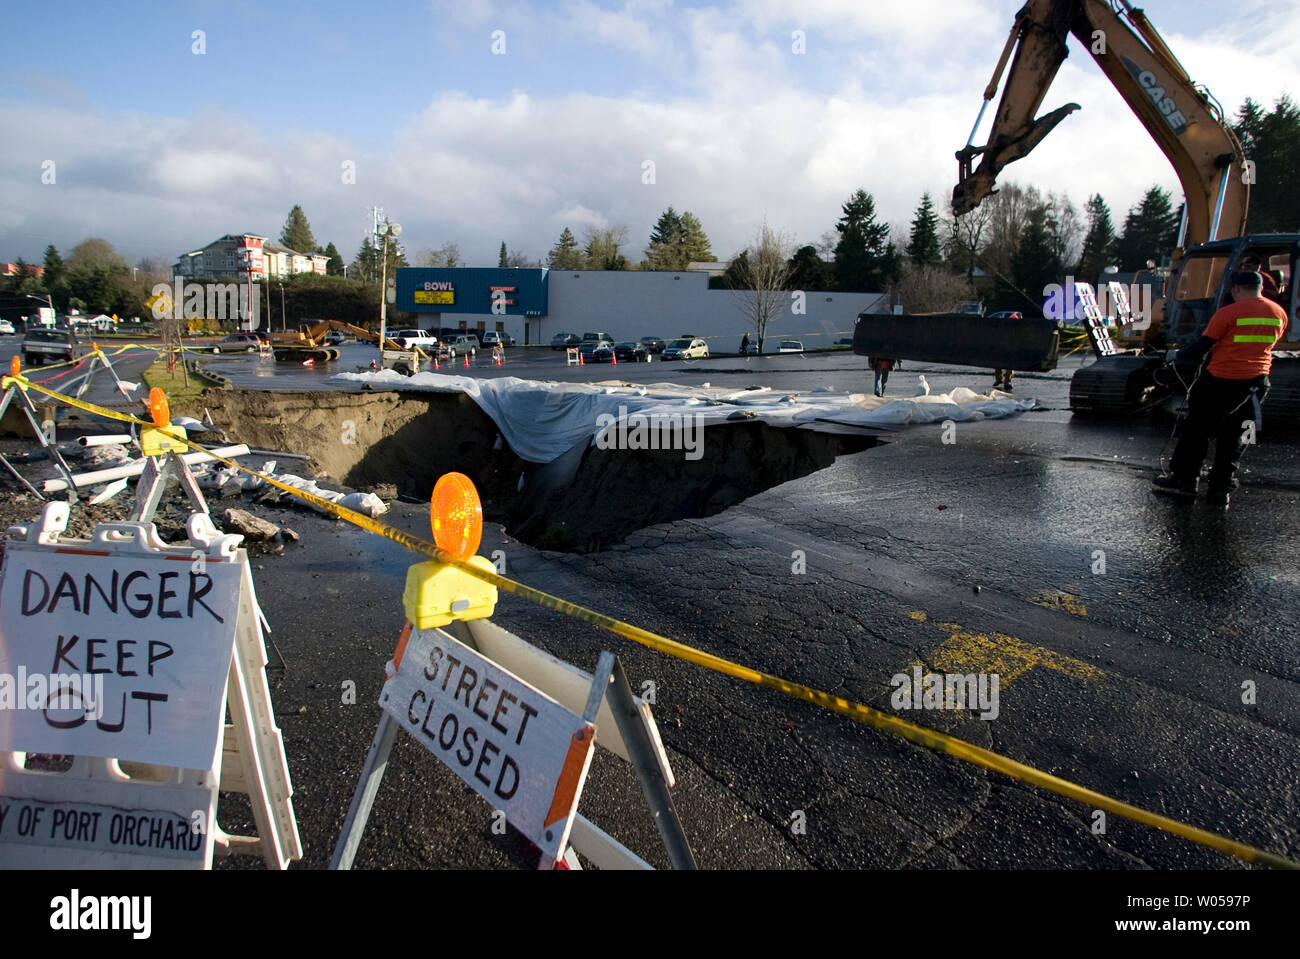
[
  {"x1": 332, "y1": 615, "x2": 693, "y2": 870},
  {"x1": 0, "y1": 502, "x2": 301, "y2": 869}
]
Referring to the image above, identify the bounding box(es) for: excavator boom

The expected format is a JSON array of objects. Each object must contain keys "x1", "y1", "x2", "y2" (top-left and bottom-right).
[{"x1": 954, "y1": 0, "x2": 1248, "y2": 251}]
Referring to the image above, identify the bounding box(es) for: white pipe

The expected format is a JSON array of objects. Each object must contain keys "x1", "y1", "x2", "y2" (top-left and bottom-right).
[
  {"x1": 89, "y1": 478, "x2": 128, "y2": 504},
  {"x1": 77, "y1": 434, "x2": 134, "y2": 447},
  {"x1": 42, "y1": 445, "x2": 251, "y2": 492}
]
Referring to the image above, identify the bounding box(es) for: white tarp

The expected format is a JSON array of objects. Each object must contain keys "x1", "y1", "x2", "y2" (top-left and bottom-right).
[{"x1": 327, "y1": 370, "x2": 1035, "y2": 464}]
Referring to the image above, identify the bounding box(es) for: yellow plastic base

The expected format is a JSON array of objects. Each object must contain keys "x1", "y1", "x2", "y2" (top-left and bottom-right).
[
  {"x1": 402, "y1": 555, "x2": 498, "y2": 629},
  {"x1": 141, "y1": 424, "x2": 188, "y2": 456}
]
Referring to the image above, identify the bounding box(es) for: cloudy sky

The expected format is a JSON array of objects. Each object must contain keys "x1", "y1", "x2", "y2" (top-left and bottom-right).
[{"x1": 2, "y1": 0, "x2": 1296, "y2": 268}]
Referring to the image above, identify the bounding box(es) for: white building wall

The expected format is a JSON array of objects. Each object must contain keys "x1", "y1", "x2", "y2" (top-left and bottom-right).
[{"x1": 437, "y1": 270, "x2": 887, "y2": 349}]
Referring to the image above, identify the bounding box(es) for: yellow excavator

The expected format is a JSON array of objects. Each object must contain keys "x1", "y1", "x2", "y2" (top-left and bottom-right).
[
  {"x1": 855, "y1": 0, "x2": 1298, "y2": 423},
  {"x1": 269, "y1": 319, "x2": 427, "y2": 369}
]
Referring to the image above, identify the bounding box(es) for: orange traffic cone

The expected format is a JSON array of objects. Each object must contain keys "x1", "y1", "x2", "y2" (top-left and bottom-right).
[
  {"x1": 464, "y1": 354, "x2": 470, "y2": 368},
  {"x1": 494, "y1": 352, "x2": 502, "y2": 367},
  {"x1": 433, "y1": 354, "x2": 439, "y2": 369},
  {"x1": 579, "y1": 353, "x2": 584, "y2": 365}
]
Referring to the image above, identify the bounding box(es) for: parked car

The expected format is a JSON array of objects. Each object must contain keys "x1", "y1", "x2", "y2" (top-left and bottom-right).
[
  {"x1": 21, "y1": 328, "x2": 82, "y2": 366},
  {"x1": 639, "y1": 336, "x2": 665, "y2": 354},
  {"x1": 391, "y1": 329, "x2": 439, "y2": 350},
  {"x1": 212, "y1": 333, "x2": 263, "y2": 353},
  {"x1": 445, "y1": 335, "x2": 479, "y2": 357},
  {"x1": 482, "y1": 331, "x2": 514, "y2": 348},
  {"x1": 614, "y1": 341, "x2": 648, "y2": 363},
  {"x1": 324, "y1": 330, "x2": 350, "y2": 346},
  {"x1": 578, "y1": 337, "x2": 615, "y2": 362},
  {"x1": 550, "y1": 332, "x2": 581, "y2": 350},
  {"x1": 779, "y1": 340, "x2": 804, "y2": 353},
  {"x1": 0, "y1": 319, "x2": 15, "y2": 335},
  {"x1": 582, "y1": 331, "x2": 614, "y2": 343},
  {"x1": 662, "y1": 337, "x2": 709, "y2": 360}
]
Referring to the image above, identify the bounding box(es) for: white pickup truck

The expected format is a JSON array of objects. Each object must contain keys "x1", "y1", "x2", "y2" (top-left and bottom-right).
[{"x1": 390, "y1": 329, "x2": 439, "y2": 350}]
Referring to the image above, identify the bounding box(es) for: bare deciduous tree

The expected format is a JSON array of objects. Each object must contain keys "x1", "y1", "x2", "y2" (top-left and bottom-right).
[
  {"x1": 889, "y1": 261, "x2": 976, "y2": 315},
  {"x1": 731, "y1": 220, "x2": 794, "y2": 353},
  {"x1": 418, "y1": 243, "x2": 462, "y2": 267},
  {"x1": 583, "y1": 226, "x2": 630, "y2": 270},
  {"x1": 943, "y1": 197, "x2": 992, "y2": 282}
]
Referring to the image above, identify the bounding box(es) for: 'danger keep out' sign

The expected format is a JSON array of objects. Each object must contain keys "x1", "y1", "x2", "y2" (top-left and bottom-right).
[
  {"x1": 381, "y1": 628, "x2": 596, "y2": 860},
  {"x1": 0, "y1": 545, "x2": 241, "y2": 770}
]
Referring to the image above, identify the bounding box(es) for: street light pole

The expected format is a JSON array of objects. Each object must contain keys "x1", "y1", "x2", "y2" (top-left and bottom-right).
[{"x1": 25, "y1": 293, "x2": 55, "y2": 326}]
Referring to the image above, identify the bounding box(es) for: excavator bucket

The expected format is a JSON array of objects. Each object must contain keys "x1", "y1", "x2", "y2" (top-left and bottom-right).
[{"x1": 852, "y1": 312, "x2": 1063, "y2": 371}]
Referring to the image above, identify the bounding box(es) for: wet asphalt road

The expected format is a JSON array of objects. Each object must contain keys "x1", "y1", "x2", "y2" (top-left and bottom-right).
[{"x1": 5, "y1": 337, "x2": 1298, "y2": 869}]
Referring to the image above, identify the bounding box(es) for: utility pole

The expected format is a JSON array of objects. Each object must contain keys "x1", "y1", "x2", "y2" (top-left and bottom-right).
[{"x1": 378, "y1": 221, "x2": 402, "y2": 357}]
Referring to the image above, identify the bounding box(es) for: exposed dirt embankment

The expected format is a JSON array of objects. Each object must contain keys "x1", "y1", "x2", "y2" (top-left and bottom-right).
[
  {"x1": 205, "y1": 388, "x2": 874, "y2": 552},
  {"x1": 203, "y1": 388, "x2": 523, "y2": 505}
]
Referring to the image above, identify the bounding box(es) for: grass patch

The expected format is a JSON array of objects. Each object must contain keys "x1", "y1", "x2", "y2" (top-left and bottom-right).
[{"x1": 141, "y1": 357, "x2": 210, "y2": 416}]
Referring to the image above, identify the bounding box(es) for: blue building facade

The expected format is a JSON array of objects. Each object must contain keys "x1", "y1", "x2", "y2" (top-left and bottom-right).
[{"x1": 397, "y1": 267, "x2": 547, "y2": 317}]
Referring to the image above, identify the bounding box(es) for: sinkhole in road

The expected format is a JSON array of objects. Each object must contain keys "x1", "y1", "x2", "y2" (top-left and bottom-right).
[{"x1": 202, "y1": 388, "x2": 878, "y2": 553}]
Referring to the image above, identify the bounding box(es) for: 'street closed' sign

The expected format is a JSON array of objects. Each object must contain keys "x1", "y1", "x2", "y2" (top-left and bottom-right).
[{"x1": 380, "y1": 628, "x2": 595, "y2": 859}]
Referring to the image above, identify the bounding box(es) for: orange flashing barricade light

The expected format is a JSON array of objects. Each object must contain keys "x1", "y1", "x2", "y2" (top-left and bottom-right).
[
  {"x1": 148, "y1": 386, "x2": 170, "y2": 427},
  {"x1": 141, "y1": 386, "x2": 188, "y2": 457},
  {"x1": 402, "y1": 472, "x2": 497, "y2": 629},
  {"x1": 3, "y1": 355, "x2": 23, "y2": 391}
]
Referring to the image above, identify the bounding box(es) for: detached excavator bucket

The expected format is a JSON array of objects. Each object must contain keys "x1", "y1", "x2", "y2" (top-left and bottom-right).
[{"x1": 852, "y1": 312, "x2": 1063, "y2": 371}]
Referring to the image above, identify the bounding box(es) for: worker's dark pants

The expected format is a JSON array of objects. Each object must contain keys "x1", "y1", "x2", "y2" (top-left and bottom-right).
[
  {"x1": 1169, "y1": 372, "x2": 1269, "y2": 489},
  {"x1": 874, "y1": 368, "x2": 890, "y2": 395}
]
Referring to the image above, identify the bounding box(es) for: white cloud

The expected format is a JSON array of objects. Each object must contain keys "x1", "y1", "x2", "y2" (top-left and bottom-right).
[{"x1": 2, "y1": 0, "x2": 1294, "y2": 267}]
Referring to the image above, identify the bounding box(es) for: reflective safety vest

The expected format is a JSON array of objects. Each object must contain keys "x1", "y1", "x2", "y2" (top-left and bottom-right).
[{"x1": 1204, "y1": 297, "x2": 1288, "y2": 379}]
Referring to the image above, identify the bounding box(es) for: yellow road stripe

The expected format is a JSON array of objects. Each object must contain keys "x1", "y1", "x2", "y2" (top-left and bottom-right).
[{"x1": 15, "y1": 377, "x2": 1298, "y2": 870}]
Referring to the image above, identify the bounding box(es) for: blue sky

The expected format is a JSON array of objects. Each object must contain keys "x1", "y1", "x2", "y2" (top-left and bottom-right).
[{"x1": 2, "y1": 0, "x2": 1296, "y2": 268}]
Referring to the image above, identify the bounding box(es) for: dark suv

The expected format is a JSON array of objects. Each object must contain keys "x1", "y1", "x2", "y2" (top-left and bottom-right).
[{"x1": 21, "y1": 328, "x2": 81, "y2": 366}]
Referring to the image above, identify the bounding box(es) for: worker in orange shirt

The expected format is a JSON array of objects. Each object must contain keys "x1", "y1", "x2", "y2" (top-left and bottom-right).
[{"x1": 1152, "y1": 270, "x2": 1288, "y2": 507}]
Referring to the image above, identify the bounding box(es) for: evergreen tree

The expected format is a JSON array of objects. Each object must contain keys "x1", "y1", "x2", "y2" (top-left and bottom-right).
[
  {"x1": 498, "y1": 242, "x2": 508, "y2": 268},
  {"x1": 323, "y1": 242, "x2": 344, "y2": 276},
  {"x1": 906, "y1": 192, "x2": 942, "y2": 267},
  {"x1": 644, "y1": 207, "x2": 685, "y2": 270},
  {"x1": 1075, "y1": 194, "x2": 1116, "y2": 282},
  {"x1": 281, "y1": 205, "x2": 316, "y2": 253},
  {"x1": 721, "y1": 250, "x2": 750, "y2": 289},
  {"x1": 42, "y1": 244, "x2": 64, "y2": 285},
  {"x1": 785, "y1": 245, "x2": 834, "y2": 290},
  {"x1": 833, "y1": 189, "x2": 891, "y2": 291},
  {"x1": 1234, "y1": 95, "x2": 1300, "y2": 233},
  {"x1": 352, "y1": 238, "x2": 379, "y2": 284},
  {"x1": 1114, "y1": 186, "x2": 1179, "y2": 271},
  {"x1": 350, "y1": 230, "x2": 406, "y2": 284},
  {"x1": 1012, "y1": 203, "x2": 1060, "y2": 311},
  {"x1": 547, "y1": 227, "x2": 585, "y2": 270},
  {"x1": 680, "y1": 211, "x2": 713, "y2": 263}
]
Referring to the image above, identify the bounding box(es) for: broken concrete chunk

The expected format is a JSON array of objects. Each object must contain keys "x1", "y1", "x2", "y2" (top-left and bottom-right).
[{"x1": 221, "y1": 508, "x2": 281, "y2": 541}]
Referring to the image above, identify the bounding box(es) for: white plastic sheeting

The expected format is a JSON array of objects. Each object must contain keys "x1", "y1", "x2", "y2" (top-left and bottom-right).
[{"x1": 327, "y1": 370, "x2": 1035, "y2": 464}]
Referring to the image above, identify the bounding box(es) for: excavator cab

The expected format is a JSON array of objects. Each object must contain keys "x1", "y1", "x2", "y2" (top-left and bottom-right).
[{"x1": 1164, "y1": 238, "x2": 1299, "y2": 343}]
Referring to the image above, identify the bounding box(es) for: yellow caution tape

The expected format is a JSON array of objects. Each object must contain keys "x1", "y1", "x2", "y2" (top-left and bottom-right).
[{"x1": 18, "y1": 378, "x2": 1298, "y2": 870}]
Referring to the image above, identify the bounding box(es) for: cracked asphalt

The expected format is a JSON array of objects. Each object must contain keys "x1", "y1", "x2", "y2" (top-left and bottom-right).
[
  {"x1": 4, "y1": 339, "x2": 1298, "y2": 870},
  {"x1": 235, "y1": 359, "x2": 1299, "y2": 871}
]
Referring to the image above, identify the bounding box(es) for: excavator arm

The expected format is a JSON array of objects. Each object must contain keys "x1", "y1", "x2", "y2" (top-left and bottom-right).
[{"x1": 954, "y1": 0, "x2": 1249, "y2": 253}]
